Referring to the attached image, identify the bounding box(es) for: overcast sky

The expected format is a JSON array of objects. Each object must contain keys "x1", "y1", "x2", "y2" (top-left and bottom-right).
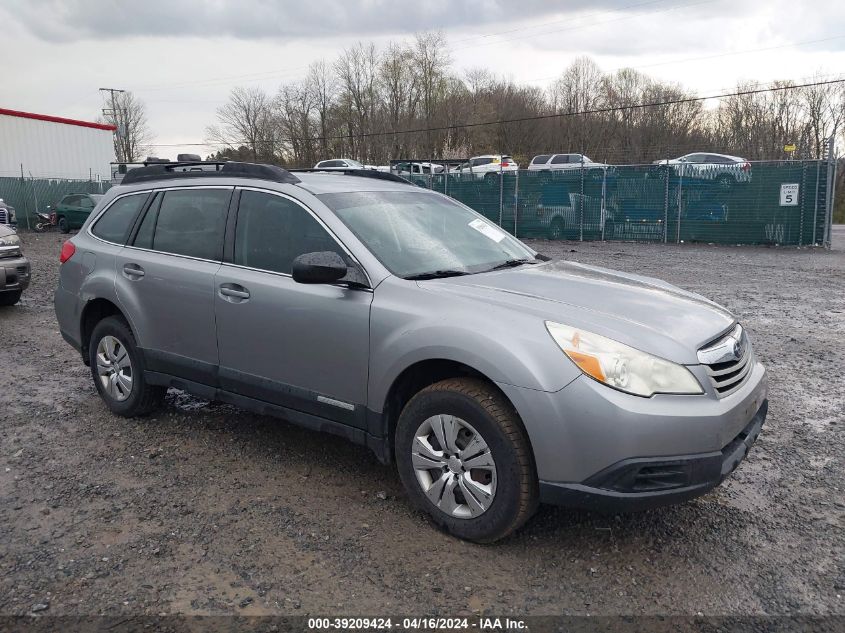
[{"x1": 1, "y1": 0, "x2": 844, "y2": 159}]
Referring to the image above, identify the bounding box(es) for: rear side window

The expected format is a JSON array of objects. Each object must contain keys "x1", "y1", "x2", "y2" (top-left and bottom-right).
[
  {"x1": 234, "y1": 190, "x2": 344, "y2": 275},
  {"x1": 134, "y1": 188, "x2": 230, "y2": 260},
  {"x1": 532, "y1": 155, "x2": 552, "y2": 164},
  {"x1": 91, "y1": 193, "x2": 147, "y2": 244},
  {"x1": 551, "y1": 155, "x2": 570, "y2": 164}
]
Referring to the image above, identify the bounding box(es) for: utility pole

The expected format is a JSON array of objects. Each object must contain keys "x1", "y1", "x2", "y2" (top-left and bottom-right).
[{"x1": 99, "y1": 87, "x2": 126, "y2": 161}]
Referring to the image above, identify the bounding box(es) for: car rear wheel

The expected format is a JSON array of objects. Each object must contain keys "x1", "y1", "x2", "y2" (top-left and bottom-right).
[
  {"x1": 0, "y1": 290, "x2": 22, "y2": 306},
  {"x1": 58, "y1": 216, "x2": 69, "y2": 234},
  {"x1": 89, "y1": 316, "x2": 165, "y2": 417},
  {"x1": 395, "y1": 378, "x2": 538, "y2": 543}
]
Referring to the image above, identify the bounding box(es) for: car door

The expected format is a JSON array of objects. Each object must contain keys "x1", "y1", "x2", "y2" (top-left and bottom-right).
[
  {"x1": 114, "y1": 186, "x2": 232, "y2": 385},
  {"x1": 75, "y1": 195, "x2": 96, "y2": 228},
  {"x1": 57, "y1": 195, "x2": 78, "y2": 223},
  {"x1": 213, "y1": 188, "x2": 373, "y2": 429}
]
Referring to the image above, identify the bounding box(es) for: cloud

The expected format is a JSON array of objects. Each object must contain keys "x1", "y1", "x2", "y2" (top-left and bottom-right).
[{"x1": 2, "y1": 0, "x2": 683, "y2": 42}]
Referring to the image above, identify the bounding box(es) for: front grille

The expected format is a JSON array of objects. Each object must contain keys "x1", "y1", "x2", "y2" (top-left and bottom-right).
[
  {"x1": 0, "y1": 209, "x2": 8, "y2": 224},
  {"x1": 700, "y1": 325, "x2": 754, "y2": 397}
]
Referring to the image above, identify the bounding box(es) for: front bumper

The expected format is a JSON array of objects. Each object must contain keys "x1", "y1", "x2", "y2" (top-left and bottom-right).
[
  {"x1": 496, "y1": 357, "x2": 768, "y2": 511},
  {"x1": 0, "y1": 254, "x2": 30, "y2": 293},
  {"x1": 539, "y1": 399, "x2": 767, "y2": 512}
]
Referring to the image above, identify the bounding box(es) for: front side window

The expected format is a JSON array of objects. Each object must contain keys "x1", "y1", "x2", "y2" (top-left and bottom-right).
[
  {"x1": 134, "y1": 188, "x2": 230, "y2": 260},
  {"x1": 234, "y1": 190, "x2": 344, "y2": 275},
  {"x1": 320, "y1": 191, "x2": 535, "y2": 279},
  {"x1": 532, "y1": 155, "x2": 552, "y2": 165},
  {"x1": 551, "y1": 155, "x2": 570, "y2": 164},
  {"x1": 91, "y1": 193, "x2": 148, "y2": 243}
]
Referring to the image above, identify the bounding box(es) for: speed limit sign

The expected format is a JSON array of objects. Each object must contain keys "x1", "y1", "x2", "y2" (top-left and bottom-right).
[{"x1": 780, "y1": 183, "x2": 799, "y2": 206}]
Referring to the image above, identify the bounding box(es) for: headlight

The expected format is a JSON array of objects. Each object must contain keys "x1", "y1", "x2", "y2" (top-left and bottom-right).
[
  {"x1": 545, "y1": 321, "x2": 703, "y2": 397},
  {"x1": 0, "y1": 234, "x2": 20, "y2": 247}
]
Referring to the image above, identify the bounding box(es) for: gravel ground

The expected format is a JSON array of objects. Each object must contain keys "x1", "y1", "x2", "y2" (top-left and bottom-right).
[{"x1": 0, "y1": 231, "x2": 843, "y2": 618}]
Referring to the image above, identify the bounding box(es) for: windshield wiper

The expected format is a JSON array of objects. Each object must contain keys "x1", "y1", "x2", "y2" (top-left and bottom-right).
[
  {"x1": 486, "y1": 258, "x2": 539, "y2": 271},
  {"x1": 404, "y1": 269, "x2": 471, "y2": 280}
]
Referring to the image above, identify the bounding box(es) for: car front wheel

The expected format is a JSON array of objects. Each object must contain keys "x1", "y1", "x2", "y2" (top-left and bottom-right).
[
  {"x1": 89, "y1": 316, "x2": 165, "y2": 417},
  {"x1": 395, "y1": 378, "x2": 538, "y2": 543},
  {"x1": 0, "y1": 290, "x2": 22, "y2": 306},
  {"x1": 58, "y1": 216, "x2": 69, "y2": 233}
]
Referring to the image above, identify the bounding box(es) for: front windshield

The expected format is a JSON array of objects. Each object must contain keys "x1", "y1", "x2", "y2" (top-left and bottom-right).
[
  {"x1": 319, "y1": 191, "x2": 536, "y2": 279},
  {"x1": 346, "y1": 159, "x2": 364, "y2": 168}
]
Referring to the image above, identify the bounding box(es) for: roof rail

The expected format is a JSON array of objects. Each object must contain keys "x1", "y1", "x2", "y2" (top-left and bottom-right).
[
  {"x1": 289, "y1": 168, "x2": 411, "y2": 184},
  {"x1": 121, "y1": 161, "x2": 301, "y2": 185}
]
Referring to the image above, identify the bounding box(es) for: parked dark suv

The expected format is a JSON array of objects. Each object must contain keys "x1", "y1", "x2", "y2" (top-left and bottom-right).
[
  {"x1": 54, "y1": 161, "x2": 767, "y2": 542},
  {"x1": 0, "y1": 224, "x2": 30, "y2": 306}
]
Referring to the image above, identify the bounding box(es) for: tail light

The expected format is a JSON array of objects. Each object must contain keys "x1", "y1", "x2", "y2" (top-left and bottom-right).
[
  {"x1": 742, "y1": 162, "x2": 751, "y2": 172},
  {"x1": 59, "y1": 240, "x2": 76, "y2": 264}
]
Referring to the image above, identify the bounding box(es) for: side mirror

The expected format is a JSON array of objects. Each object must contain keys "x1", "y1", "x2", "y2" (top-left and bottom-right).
[{"x1": 292, "y1": 251, "x2": 348, "y2": 285}]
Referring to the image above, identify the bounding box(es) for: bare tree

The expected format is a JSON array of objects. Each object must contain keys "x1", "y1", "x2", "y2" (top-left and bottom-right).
[
  {"x1": 206, "y1": 87, "x2": 278, "y2": 161},
  {"x1": 306, "y1": 60, "x2": 337, "y2": 159},
  {"x1": 102, "y1": 91, "x2": 152, "y2": 162}
]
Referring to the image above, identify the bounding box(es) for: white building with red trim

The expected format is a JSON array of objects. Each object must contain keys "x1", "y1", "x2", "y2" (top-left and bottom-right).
[{"x1": 0, "y1": 108, "x2": 116, "y2": 181}]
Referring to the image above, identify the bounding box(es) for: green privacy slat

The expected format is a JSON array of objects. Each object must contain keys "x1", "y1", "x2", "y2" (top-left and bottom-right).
[
  {"x1": 0, "y1": 177, "x2": 113, "y2": 227},
  {"x1": 1, "y1": 162, "x2": 833, "y2": 246},
  {"x1": 436, "y1": 161, "x2": 833, "y2": 247}
]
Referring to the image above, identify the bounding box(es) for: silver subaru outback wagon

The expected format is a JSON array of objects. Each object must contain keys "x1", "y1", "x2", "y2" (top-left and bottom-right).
[{"x1": 55, "y1": 161, "x2": 767, "y2": 543}]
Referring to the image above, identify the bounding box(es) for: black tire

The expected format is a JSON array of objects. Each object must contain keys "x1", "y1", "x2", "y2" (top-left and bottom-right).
[
  {"x1": 58, "y1": 216, "x2": 69, "y2": 234},
  {"x1": 395, "y1": 378, "x2": 538, "y2": 543},
  {"x1": 485, "y1": 171, "x2": 499, "y2": 183},
  {"x1": 548, "y1": 217, "x2": 565, "y2": 240},
  {"x1": 0, "y1": 290, "x2": 22, "y2": 306},
  {"x1": 88, "y1": 316, "x2": 165, "y2": 417}
]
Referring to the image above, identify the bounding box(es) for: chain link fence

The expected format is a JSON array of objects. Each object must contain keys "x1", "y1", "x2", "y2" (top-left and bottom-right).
[
  {"x1": 0, "y1": 176, "x2": 113, "y2": 229},
  {"x1": 2, "y1": 159, "x2": 835, "y2": 247},
  {"x1": 408, "y1": 158, "x2": 836, "y2": 247}
]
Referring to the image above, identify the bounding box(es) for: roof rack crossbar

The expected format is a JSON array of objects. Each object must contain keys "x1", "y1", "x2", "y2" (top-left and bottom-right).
[
  {"x1": 289, "y1": 168, "x2": 411, "y2": 184},
  {"x1": 121, "y1": 161, "x2": 301, "y2": 185}
]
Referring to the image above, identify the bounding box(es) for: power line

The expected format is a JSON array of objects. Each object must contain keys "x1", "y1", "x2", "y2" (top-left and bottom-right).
[{"x1": 145, "y1": 77, "x2": 845, "y2": 148}]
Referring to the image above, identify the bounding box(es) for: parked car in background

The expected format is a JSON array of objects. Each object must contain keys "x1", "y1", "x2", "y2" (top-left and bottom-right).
[
  {"x1": 451, "y1": 155, "x2": 518, "y2": 180},
  {"x1": 54, "y1": 193, "x2": 103, "y2": 233},
  {"x1": 0, "y1": 198, "x2": 17, "y2": 226},
  {"x1": 55, "y1": 160, "x2": 767, "y2": 543},
  {"x1": 314, "y1": 158, "x2": 365, "y2": 170},
  {"x1": 654, "y1": 153, "x2": 751, "y2": 186},
  {"x1": 0, "y1": 224, "x2": 30, "y2": 306},
  {"x1": 392, "y1": 162, "x2": 445, "y2": 177},
  {"x1": 528, "y1": 154, "x2": 609, "y2": 172}
]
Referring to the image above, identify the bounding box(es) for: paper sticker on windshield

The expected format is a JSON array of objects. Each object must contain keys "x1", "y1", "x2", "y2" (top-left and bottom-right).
[{"x1": 468, "y1": 218, "x2": 506, "y2": 242}]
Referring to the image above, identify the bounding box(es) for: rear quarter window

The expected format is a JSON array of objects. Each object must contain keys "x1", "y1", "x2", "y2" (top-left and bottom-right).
[{"x1": 91, "y1": 193, "x2": 148, "y2": 244}]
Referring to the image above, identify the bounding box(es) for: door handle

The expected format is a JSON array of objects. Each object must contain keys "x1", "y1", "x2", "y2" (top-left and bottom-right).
[
  {"x1": 122, "y1": 263, "x2": 145, "y2": 279},
  {"x1": 219, "y1": 283, "x2": 250, "y2": 301}
]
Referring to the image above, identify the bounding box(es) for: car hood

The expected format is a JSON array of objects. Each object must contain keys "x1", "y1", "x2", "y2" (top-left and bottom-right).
[
  {"x1": 0, "y1": 224, "x2": 16, "y2": 238},
  {"x1": 420, "y1": 261, "x2": 736, "y2": 364}
]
